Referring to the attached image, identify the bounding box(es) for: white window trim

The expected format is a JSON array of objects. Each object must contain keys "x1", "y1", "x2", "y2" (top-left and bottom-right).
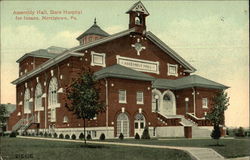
[
  {"x1": 202, "y1": 98, "x2": 208, "y2": 108},
  {"x1": 136, "y1": 91, "x2": 144, "y2": 105},
  {"x1": 91, "y1": 51, "x2": 106, "y2": 67},
  {"x1": 167, "y1": 63, "x2": 178, "y2": 77},
  {"x1": 119, "y1": 90, "x2": 127, "y2": 104}
]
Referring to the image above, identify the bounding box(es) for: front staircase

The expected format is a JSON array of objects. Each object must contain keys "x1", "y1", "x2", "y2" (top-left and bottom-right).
[
  {"x1": 156, "y1": 113, "x2": 212, "y2": 138},
  {"x1": 12, "y1": 115, "x2": 39, "y2": 133}
]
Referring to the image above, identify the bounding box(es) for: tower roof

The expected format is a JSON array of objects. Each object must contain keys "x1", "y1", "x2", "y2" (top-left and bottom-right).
[
  {"x1": 126, "y1": 1, "x2": 149, "y2": 15},
  {"x1": 76, "y1": 18, "x2": 110, "y2": 40}
]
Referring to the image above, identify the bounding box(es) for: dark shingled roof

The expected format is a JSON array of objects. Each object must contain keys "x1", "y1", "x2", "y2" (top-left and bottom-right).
[
  {"x1": 77, "y1": 19, "x2": 110, "y2": 40},
  {"x1": 16, "y1": 46, "x2": 67, "y2": 63},
  {"x1": 153, "y1": 75, "x2": 229, "y2": 90},
  {"x1": 94, "y1": 64, "x2": 155, "y2": 81}
]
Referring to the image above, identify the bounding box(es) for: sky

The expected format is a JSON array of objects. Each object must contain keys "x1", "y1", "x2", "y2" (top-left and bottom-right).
[{"x1": 0, "y1": 1, "x2": 249, "y2": 128}]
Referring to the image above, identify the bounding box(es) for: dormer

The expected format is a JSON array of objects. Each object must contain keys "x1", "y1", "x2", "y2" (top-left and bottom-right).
[
  {"x1": 76, "y1": 18, "x2": 110, "y2": 45},
  {"x1": 126, "y1": 1, "x2": 149, "y2": 34}
]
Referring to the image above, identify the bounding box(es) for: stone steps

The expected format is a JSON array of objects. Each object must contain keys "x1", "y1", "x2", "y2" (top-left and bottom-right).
[{"x1": 187, "y1": 148, "x2": 225, "y2": 160}]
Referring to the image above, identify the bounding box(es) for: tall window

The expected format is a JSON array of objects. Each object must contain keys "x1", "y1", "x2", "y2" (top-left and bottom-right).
[
  {"x1": 119, "y1": 90, "x2": 126, "y2": 103},
  {"x1": 35, "y1": 83, "x2": 43, "y2": 111},
  {"x1": 24, "y1": 88, "x2": 31, "y2": 114},
  {"x1": 136, "y1": 91, "x2": 144, "y2": 104},
  {"x1": 202, "y1": 98, "x2": 208, "y2": 108},
  {"x1": 48, "y1": 77, "x2": 58, "y2": 108},
  {"x1": 117, "y1": 113, "x2": 129, "y2": 137}
]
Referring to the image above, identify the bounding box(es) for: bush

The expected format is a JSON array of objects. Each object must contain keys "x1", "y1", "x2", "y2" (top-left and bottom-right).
[
  {"x1": 119, "y1": 133, "x2": 124, "y2": 140},
  {"x1": 99, "y1": 133, "x2": 105, "y2": 140},
  {"x1": 135, "y1": 133, "x2": 140, "y2": 140},
  {"x1": 65, "y1": 134, "x2": 70, "y2": 139},
  {"x1": 59, "y1": 134, "x2": 64, "y2": 139},
  {"x1": 235, "y1": 127, "x2": 245, "y2": 137},
  {"x1": 211, "y1": 125, "x2": 221, "y2": 140},
  {"x1": 79, "y1": 133, "x2": 85, "y2": 140},
  {"x1": 48, "y1": 133, "x2": 52, "y2": 138},
  {"x1": 28, "y1": 133, "x2": 31, "y2": 136},
  {"x1": 141, "y1": 127, "x2": 150, "y2": 139},
  {"x1": 71, "y1": 134, "x2": 76, "y2": 140},
  {"x1": 53, "y1": 133, "x2": 58, "y2": 138},
  {"x1": 87, "y1": 134, "x2": 92, "y2": 140},
  {"x1": 31, "y1": 133, "x2": 35, "y2": 136},
  {"x1": 39, "y1": 132, "x2": 43, "y2": 136},
  {"x1": 9, "y1": 131, "x2": 17, "y2": 138},
  {"x1": 44, "y1": 132, "x2": 48, "y2": 137}
]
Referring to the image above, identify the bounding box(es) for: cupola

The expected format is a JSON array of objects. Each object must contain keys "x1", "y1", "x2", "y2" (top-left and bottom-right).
[
  {"x1": 126, "y1": 1, "x2": 149, "y2": 34},
  {"x1": 76, "y1": 18, "x2": 110, "y2": 45}
]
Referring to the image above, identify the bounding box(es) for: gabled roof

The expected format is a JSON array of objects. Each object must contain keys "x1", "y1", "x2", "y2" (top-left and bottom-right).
[
  {"x1": 146, "y1": 31, "x2": 196, "y2": 73},
  {"x1": 12, "y1": 29, "x2": 136, "y2": 85},
  {"x1": 76, "y1": 20, "x2": 110, "y2": 40},
  {"x1": 153, "y1": 75, "x2": 229, "y2": 90},
  {"x1": 126, "y1": 1, "x2": 149, "y2": 15},
  {"x1": 16, "y1": 46, "x2": 67, "y2": 63},
  {"x1": 94, "y1": 64, "x2": 155, "y2": 81}
]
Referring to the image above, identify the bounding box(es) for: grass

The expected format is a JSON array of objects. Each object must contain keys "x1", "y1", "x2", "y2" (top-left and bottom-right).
[
  {"x1": 103, "y1": 137, "x2": 250, "y2": 158},
  {"x1": 1, "y1": 137, "x2": 192, "y2": 160}
]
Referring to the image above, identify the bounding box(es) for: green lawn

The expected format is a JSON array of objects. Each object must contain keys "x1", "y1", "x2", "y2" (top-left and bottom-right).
[
  {"x1": 1, "y1": 137, "x2": 192, "y2": 160},
  {"x1": 104, "y1": 138, "x2": 250, "y2": 158}
]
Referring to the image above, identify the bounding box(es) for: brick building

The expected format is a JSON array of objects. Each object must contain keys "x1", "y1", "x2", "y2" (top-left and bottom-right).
[{"x1": 8, "y1": 1, "x2": 228, "y2": 139}]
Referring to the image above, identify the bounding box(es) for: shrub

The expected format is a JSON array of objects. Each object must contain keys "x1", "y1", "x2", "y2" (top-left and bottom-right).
[
  {"x1": 48, "y1": 133, "x2": 52, "y2": 138},
  {"x1": 87, "y1": 134, "x2": 92, "y2": 140},
  {"x1": 99, "y1": 133, "x2": 105, "y2": 140},
  {"x1": 119, "y1": 133, "x2": 124, "y2": 140},
  {"x1": 39, "y1": 132, "x2": 43, "y2": 136},
  {"x1": 59, "y1": 134, "x2": 64, "y2": 139},
  {"x1": 235, "y1": 127, "x2": 245, "y2": 137},
  {"x1": 31, "y1": 132, "x2": 35, "y2": 136},
  {"x1": 44, "y1": 132, "x2": 48, "y2": 137},
  {"x1": 65, "y1": 134, "x2": 70, "y2": 139},
  {"x1": 28, "y1": 133, "x2": 31, "y2": 136},
  {"x1": 53, "y1": 133, "x2": 58, "y2": 138},
  {"x1": 211, "y1": 125, "x2": 221, "y2": 140},
  {"x1": 79, "y1": 133, "x2": 85, "y2": 140},
  {"x1": 71, "y1": 134, "x2": 76, "y2": 140},
  {"x1": 9, "y1": 131, "x2": 17, "y2": 138},
  {"x1": 141, "y1": 127, "x2": 150, "y2": 139},
  {"x1": 135, "y1": 133, "x2": 140, "y2": 140}
]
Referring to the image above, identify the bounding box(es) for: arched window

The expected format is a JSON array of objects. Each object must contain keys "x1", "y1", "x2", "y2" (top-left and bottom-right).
[
  {"x1": 48, "y1": 77, "x2": 58, "y2": 107},
  {"x1": 117, "y1": 113, "x2": 129, "y2": 137},
  {"x1": 135, "y1": 16, "x2": 141, "y2": 25},
  {"x1": 35, "y1": 83, "x2": 42, "y2": 111},
  {"x1": 24, "y1": 88, "x2": 31, "y2": 113},
  {"x1": 163, "y1": 94, "x2": 171, "y2": 101},
  {"x1": 63, "y1": 116, "x2": 69, "y2": 123}
]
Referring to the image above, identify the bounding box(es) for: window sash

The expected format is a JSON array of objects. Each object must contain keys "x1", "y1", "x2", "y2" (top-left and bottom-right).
[
  {"x1": 202, "y1": 98, "x2": 208, "y2": 108},
  {"x1": 119, "y1": 90, "x2": 126, "y2": 103},
  {"x1": 136, "y1": 92, "x2": 144, "y2": 104}
]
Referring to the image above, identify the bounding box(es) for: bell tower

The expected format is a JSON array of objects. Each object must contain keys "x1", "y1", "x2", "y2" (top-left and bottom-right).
[{"x1": 126, "y1": 1, "x2": 149, "y2": 34}]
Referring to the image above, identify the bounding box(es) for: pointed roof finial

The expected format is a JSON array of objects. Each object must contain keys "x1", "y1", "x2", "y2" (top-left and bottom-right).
[{"x1": 94, "y1": 18, "x2": 97, "y2": 25}]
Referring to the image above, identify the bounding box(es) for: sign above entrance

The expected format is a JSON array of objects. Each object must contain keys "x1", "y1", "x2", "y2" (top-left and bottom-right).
[{"x1": 116, "y1": 55, "x2": 159, "y2": 74}]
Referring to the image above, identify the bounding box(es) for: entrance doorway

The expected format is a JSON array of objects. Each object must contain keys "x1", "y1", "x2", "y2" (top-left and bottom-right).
[
  {"x1": 117, "y1": 113, "x2": 129, "y2": 137},
  {"x1": 134, "y1": 113, "x2": 145, "y2": 136}
]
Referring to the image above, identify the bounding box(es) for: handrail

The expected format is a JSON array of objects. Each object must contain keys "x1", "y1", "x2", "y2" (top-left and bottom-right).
[{"x1": 185, "y1": 113, "x2": 212, "y2": 126}]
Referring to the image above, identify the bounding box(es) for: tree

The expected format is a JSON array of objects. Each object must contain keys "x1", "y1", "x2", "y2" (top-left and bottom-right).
[
  {"x1": 0, "y1": 104, "x2": 7, "y2": 135},
  {"x1": 206, "y1": 90, "x2": 229, "y2": 145},
  {"x1": 141, "y1": 126, "x2": 150, "y2": 139},
  {"x1": 65, "y1": 69, "x2": 105, "y2": 144}
]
